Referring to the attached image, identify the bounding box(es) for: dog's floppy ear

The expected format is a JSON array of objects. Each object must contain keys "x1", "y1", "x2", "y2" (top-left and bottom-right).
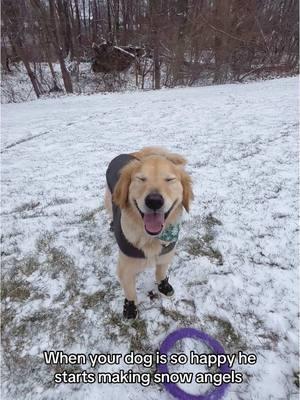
[
  {"x1": 180, "y1": 169, "x2": 194, "y2": 212},
  {"x1": 113, "y1": 160, "x2": 139, "y2": 208},
  {"x1": 167, "y1": 153, "x2": 187, "y2": 166}
]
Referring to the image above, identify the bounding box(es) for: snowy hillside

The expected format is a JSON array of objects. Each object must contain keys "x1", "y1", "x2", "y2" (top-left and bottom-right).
[{"x1": 1, "y1": 77, "x2": 299, "y2": 399}]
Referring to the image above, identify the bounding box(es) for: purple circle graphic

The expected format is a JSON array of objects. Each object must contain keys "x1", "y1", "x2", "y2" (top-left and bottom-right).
[{"x1": 157, "y1": 328, "x2": 231, "y2": 400}]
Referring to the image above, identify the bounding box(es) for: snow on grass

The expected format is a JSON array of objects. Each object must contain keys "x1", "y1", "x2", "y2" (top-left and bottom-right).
[
  {"x1": 1, "y1": 62, "x2": 150, "y2": 104},
  {"x1": 1, "y1": 77, "x2": 299, "y2": 399}
]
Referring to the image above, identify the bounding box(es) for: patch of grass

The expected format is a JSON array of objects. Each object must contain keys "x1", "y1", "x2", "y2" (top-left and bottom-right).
[
  {"x1": 48, "y1": 197, "x2": 73, "y2": 206},
  {"x1": 1, "y1": 321, "x2": 53, "y2": 392},
  {"x1": 129, "y1": 319, "x2": 150, "y2": 352},
  {"x1": 82, "y1": 290, "x2": 106, "y2": 309},
  {"x1": 36, "y1": 232, "x2": 55, "y2": 253},
  {"x1": 51, "y1": 310, "x2": 85, "y2": 347},
  {"x1": 102, "y1": 244, "x2": 112, "y2": 256},
  {"x1": 187, "y1": 279, "x2": 208, "y2": 287},
  {"x1": 7, "y1": 311, "x2": 55, "y2": 347},
  {"x1": 1, "y1": 351, "x2": 43, "y2": 388},
  {"x1": 257, "y1": 331, "x2": 280, "y2": 350},
  {"x1": 205, "y1": 315, "x2": 245, "y2": 351},
  {"x1": 4, "y1": 311, "x2": 55, "y2": 359},
  {"x1": 101, "y1": 280, "x2": 119, "y2": 302},
  {"x1": 207, "y1": 249, "x2": 223, "y2": 265},
  {"x1": 10, "y1": 320, "x2": 28, "y2": 340},
  {"x1": 185, "y1": 238, "x2": 203, "y2": 256},
  {"x1": 178, "y1": 299, "x2": 196, "y2": 312},
  {"x1": 104, "y1": 311, "x2": 150, "y2": 353},
  {"x1": 65, "y1": 312, "x2": 85, "y2": 344},
  {"x1": 20, "y1": 255, "x2": 40, "y2": 276},
  {"x1": 23, "y1": 310, "x2": 54, "y2": 324},
  {"x1": 293, "y1": 370, "x2": 300, "y2": 388},
  {"x1": 204, "y1": 213, "x2": 222, "y2": 228},
  {"x1": 182, "y1": 212, "x2": 223, "y2": 265},
  {"x1": 1, "y1": 233, "x2": 22, "y2": 257},
  {"x1": 152, "y1": 321, "x2": 171, "y2": 337},
  {"x1": 160, "y1": 307, "x2": 185, "y2": 322},
  {"x1": 52, "y1": 363, "x2": 84, "y2": 375},
  {"x1": 47, "y1": 246, "x2": 76, "y2": 274},
  {"x1": 80, "y1": 208, "x2": 100, "y2": 223},
  {"x1": 1, "y1": 304, "x2": 16, "y2": 335},
  {"x1": 1, "y1": 279, "x2": 31, "y2": 302},
  {"x1": 202, "y1": 233, "x2": 214, "y2": 243},
  {"x1": 1, "y1": 231, "x2": 22, "y2": 240},
  {"x1": 184, "y1": 237, "x2": 223, "y2": 265},
  {"x1": 35, "y1": 232, "x2": 80, "y2": 301},
  {"x1": 253, "y1": 316, "x2": 264, "y2": 330},
  {"x1": 1, "y1": 231, "x2": 89, "y2": 394},
  {"x1": 77, "y1": 230, "x2": 103, "y2": 250},
  {"x1": 160, "y1": 307, "x2": 198, "y2": 326},
  {"x1": 31, "y1": 292, "x2": 46, "y2": 301},
  {"x1": 47, "y1": 246, "x2": 79, "y2": 294},
  {"x1": 13, "y1": 201, "x2": 40, "y2": 213}
]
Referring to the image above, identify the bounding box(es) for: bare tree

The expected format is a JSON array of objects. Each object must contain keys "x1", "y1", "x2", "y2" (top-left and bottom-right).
[
  {"x1": 1, "y1": 0, "x2": 298, "y2": 97},
  {"x1": 149, "y1": 0, "x2": 161, "y2": 89},
  {"x1": 2, "y1": 0, "x2": 42, "y2": 98}
]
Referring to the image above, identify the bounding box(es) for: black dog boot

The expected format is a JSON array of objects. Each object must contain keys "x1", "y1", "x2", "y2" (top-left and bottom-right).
[
  {"x1": 123, "y1": 299, "x2": 138, "y2": 319},
  {"x1": 109, "y1": 221, "x2": 114, "y2": 232},
  {"x1": 158, "y1": 277, "x2": 174, "y2": 297}
]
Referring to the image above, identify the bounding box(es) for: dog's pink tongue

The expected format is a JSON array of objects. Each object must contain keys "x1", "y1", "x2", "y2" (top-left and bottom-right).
[{"x1": 144, "y1": 213, "x2": 164, "y2": 233}]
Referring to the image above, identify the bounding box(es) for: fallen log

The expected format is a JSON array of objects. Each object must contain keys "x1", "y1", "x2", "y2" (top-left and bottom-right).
[{"x1": 92, "y1": 42, "x2": 141, "y2": 73}]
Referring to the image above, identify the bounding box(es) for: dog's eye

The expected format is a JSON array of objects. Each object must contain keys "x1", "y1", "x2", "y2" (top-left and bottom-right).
[
  {"x1": 165, "y1": 177, "x2": 176, "y2": 182},
  {"x1": 137, "y1": 176, "x2": 146, "y2": 182}
]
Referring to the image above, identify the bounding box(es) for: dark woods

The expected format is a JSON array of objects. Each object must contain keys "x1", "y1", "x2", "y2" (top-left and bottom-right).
[{"x1": 1, "y1": 0, "x2": 299, "y2": 98}]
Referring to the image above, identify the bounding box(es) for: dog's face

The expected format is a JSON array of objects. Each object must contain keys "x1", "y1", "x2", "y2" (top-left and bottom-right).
[{"x1": 113, "y1": 153, "x2": 193, "y2": 236}]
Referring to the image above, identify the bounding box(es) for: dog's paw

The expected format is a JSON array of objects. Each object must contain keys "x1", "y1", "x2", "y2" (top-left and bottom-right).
[
  {"x1": 123, "y1": 299, "x2": 138, "y2": 319},
  {"x1": 158, "y1": 277, "x2": 174, "y2": 297},
  {"x1": 109, "y1": 221, "x2": 114, "y2": 232}
]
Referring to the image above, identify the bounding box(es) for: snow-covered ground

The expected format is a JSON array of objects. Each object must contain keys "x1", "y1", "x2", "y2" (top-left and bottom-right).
[{"x1": 1, "y1": 77, "x2": 299, "y2": 399}]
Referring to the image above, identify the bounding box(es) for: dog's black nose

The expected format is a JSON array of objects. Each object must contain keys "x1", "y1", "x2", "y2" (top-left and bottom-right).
[{"x1": 145, "y1": 192, "x2": 164, "y2": 210}]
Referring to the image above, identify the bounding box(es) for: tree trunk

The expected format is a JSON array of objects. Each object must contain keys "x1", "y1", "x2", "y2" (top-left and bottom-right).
[
  {"x1": 55, "y1": 0, "x2": 68, "y2": 56},
  {"x1": 64, "y1": 0, "x2": 75, "y2": 59},
  {"x1": 82, "y1": 0, "x2": 88, "y2": 41},
  {"x1": 74, "y1": 0, "x2": 82, "y2": 47},
  {"x1": 107, "y1": 0, "x2": 112, "y2": 39},
  {"x1": 49, "y1": 0, "x2": 73, "y2": 93},
  {"x1": 149, "y1": 0, "x2": 161, "y2": 89},
  {"x1": 2, "y1": 1, "x2": 42, "y2": 96},
  {"x1": 213, "y1": 1, "x2": 231, "y2": 84},
  {"x1": 92, "y1": 0, "x2": 98, "y2": 43},
  {"x1": 153, "y1": 44, "x2": 160, "y2": 90},
  {"x1": 1, "y1": 44, "x2": 10, "y2": 72},
  {"x1": 13, "y1": 39, "x2": 41, "y2": 98},
  {"x1": 173, "y1": 0, "x2": 188, "y2": 85}
]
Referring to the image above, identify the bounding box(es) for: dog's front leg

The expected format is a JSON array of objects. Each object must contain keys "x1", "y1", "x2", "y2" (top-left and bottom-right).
[
  {"x1": 155, "y1": 251, "x2": 175, "y2": 297},
  {"x1": 155, "y1": 262, "x2": 170, "y2": 282},
  {"x1": 117, "y1": 257, "x2": 138, "y2": 303},
  {"x1": 104, "y1": 186, "x2": 113, "y2": 217},
  {"x1": 117, "y1": 252, "x2": 146, "y2": 319}
]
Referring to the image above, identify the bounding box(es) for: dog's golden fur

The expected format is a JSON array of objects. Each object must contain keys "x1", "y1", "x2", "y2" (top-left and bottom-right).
[{"x1": 105, "y1": 147, "x2": 193, "y2": 304}]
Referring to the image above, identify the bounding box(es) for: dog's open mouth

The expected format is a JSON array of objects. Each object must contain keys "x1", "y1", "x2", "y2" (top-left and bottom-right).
[
  {"x1": 143, "y1": 212, "x2": 164, "y2": 235},
  {"x1": 134, "y1": 199, "x2": 177, "y2": 236}
]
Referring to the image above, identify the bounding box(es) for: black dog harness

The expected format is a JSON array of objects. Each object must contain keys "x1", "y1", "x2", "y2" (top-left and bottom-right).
[{"x1": 106, "y1": 154, "x2": 177, "y2": 258}]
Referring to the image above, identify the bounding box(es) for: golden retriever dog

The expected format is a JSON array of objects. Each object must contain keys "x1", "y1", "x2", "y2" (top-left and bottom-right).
[{"x1": 105, "y1": 147, "x2": 193, "y2": 319}]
